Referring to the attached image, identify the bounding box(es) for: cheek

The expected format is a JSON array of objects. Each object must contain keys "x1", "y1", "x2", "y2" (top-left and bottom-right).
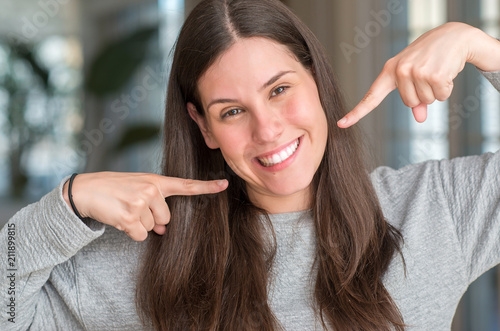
[
  {"x1": 282, "y1": 97, "x2": 308, "y2": 123},
  {"x1": 212, "y1": 127, "x2": 247, "y2": 159},
  {"x1": 283, "y1": 94, "x2": 325, "y2": 126}
]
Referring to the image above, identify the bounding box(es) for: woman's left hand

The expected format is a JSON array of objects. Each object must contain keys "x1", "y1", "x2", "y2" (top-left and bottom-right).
[{"x1": 337, "y1": 22, "x2": 500, "y2": 128}]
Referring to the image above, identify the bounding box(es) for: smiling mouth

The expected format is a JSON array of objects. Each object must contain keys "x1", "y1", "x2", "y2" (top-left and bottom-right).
[{"x1": 257, "y1": 138, "x2": 300, "y2": 167}]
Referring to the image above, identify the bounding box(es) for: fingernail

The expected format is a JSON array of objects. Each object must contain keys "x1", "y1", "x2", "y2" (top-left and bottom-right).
[
  {"x1": 338, "y1": 117, "x2": 347, "y2": 125},
  {"x1": 216, "y1": 180, "x2": 227, "y2": 186}
]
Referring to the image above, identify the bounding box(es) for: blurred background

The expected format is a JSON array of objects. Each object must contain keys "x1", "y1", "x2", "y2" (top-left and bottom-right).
[{"x1": 0, "y1": 0, "x2": 498, "y2": 329}]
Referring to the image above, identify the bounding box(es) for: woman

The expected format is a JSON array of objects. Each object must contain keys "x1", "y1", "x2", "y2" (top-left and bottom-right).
[{"x1": 2, "y1": 0, "x2": 500, "y2": 330}]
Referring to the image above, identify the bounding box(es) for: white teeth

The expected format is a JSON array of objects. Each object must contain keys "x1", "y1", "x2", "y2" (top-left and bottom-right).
[
  {"x1": 279, "y1": 150, "x2": 288, "y2": 160},
  {"x1": 257, "y1": 139, "x2": 300, "y2": 167}
]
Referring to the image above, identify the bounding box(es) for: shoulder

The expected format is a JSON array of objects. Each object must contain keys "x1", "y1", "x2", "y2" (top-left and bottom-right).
[
  {"x1": 370, "y1": 150, "x2": 500, "y2": 193},
  {"x1": 370, "y1": 150, "x2": 500, "y2": 229}
]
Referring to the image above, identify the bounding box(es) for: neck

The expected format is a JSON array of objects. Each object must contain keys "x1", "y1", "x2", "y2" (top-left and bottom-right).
[{"x1": 247, "y1": 186, "x2": 312, "y2": 214}]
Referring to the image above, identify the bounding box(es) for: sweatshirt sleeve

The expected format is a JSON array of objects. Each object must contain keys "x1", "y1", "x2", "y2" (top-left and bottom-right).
[
  {"x1": 476, "y1": 36, "x2": 500, "y2": 91},
  {"x1": 373, "y1": 150, "x2": 500, "y2": 285},
  {"x1": 478, "y1": 69, "x2": 500, "y2": 92},
  {"x1": 438, "y1": 150, "x2": 500, "y2": 283},
  {"x1": 0, "y1": 177, "x2": 105, "y2": 330}
]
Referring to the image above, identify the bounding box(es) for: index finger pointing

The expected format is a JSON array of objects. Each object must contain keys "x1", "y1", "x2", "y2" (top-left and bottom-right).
[
  {"x1": 337, "y1": 72, "x2": 396, "y2": 128},
  {"x1": 160, "y1": 177, "x2": 228, "y2": 197}
]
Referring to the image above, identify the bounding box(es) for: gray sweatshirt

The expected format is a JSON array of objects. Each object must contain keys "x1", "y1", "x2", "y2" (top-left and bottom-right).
[{"x1": 1, "y1": 70, "x2": 499, "y2": 331}]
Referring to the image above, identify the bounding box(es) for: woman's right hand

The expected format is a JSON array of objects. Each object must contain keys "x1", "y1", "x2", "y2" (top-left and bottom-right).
[{"x1": 62, "y1": 172, "x2": 228, "y2": 241}]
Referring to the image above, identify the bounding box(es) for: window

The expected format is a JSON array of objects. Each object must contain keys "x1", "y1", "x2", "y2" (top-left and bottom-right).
[
  {"x1": 480, "y1": 0, "x2": 500, "y2": 153},
  {"x1": 0, "y1": 36, "x2": 83, "y2": 201}
]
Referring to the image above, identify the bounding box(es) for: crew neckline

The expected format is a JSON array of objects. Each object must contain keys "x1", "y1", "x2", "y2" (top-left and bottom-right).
[{"x1": 266, "y1": 209, "x2": 313, "y2": 223}]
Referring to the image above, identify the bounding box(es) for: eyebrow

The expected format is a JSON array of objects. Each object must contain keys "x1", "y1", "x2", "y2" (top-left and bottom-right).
[
  {"x1": 259, "y1": 70, "x2": 295, "y2": 91},
  {"x1": 206, "y1": 70, "x2": 295, "y2": 111}
]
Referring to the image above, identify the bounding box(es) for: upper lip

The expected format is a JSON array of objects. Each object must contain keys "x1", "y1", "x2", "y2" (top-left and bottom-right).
[{"x1": 255, "y1": 137, "x2": 300, "y2": 159}]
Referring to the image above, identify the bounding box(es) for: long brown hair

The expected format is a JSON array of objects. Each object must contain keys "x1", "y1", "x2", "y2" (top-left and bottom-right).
[{"x1": 136, "y1": 0, "x2": 405, "y2": 329}]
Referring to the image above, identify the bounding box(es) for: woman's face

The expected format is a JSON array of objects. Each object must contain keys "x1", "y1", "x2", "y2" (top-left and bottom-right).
[{"x1": 188, "y1": 37, "x2": 328, "y2": 213}]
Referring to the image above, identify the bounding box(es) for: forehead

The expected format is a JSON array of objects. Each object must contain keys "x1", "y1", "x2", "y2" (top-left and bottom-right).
[
  {"x1": 197, "y1": 37, "x2": 301, "y2": 100},
  {"x1": 210, "y1": 37, "x2": 297, "y2": 70}
]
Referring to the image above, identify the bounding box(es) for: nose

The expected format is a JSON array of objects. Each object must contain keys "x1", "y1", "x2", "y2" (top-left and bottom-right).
[{"x1": 251, "y1": 107, "x2": 284, "y2": 143}]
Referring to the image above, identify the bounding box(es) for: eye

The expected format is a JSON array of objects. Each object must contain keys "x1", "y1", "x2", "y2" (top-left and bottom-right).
[
  {"x1": 222, "y1": 108, "x2": 242, "y2": 118},
  {"x1": 271, "y1": 86, "x2": 288, "y2": 97}
]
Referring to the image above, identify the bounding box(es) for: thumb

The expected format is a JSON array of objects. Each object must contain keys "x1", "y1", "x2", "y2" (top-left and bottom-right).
[{"x1": 411, "y1": 103, "x2": 428, "y2": 123}]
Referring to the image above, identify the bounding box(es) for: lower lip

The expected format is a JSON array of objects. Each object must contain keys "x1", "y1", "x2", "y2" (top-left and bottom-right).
[{"x1": 253, "y1": 136, "x2": 302, "y2": 172}]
